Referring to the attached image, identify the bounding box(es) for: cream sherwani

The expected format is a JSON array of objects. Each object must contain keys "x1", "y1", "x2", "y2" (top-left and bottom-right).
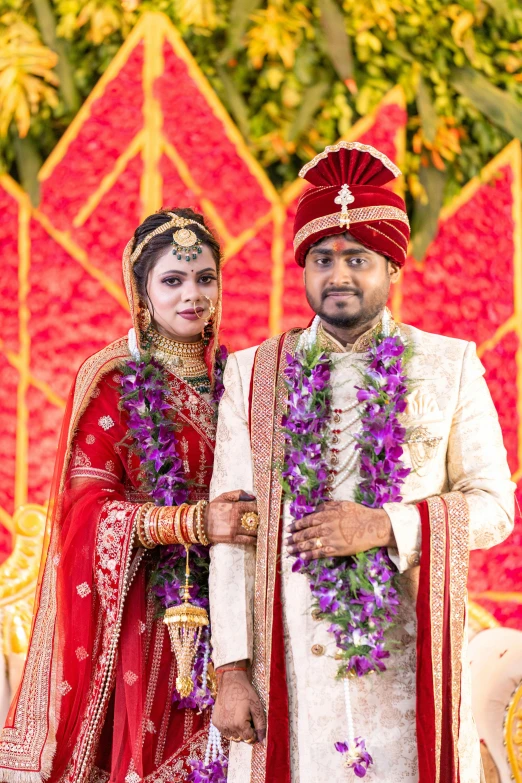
[{"x1": 209, "y1": 323, "x2": 515, "y2": 783}]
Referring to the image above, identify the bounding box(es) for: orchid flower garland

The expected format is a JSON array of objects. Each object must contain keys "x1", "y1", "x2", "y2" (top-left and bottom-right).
[
  {"x1": 120, "y1": 342, "x2": 228, "y2": 779},
  {"x1": 281, "y1": 316, "x2": 410, "y2": 777}
]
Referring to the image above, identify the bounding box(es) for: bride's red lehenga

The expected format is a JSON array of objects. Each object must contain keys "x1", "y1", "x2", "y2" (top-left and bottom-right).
[{"x1": 0, "y1": 225, "x2": 223, "y2": 783}]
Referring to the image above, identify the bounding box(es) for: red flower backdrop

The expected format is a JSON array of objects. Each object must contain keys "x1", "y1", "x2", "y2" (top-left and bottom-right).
[{"x1": 0, "y1": 12, "x2": 521, "y2": 630}]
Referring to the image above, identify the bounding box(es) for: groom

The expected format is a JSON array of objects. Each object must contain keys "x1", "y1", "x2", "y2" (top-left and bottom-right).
[{"x1": 208, "y1": 142, "x2": 514, "y2": 783}]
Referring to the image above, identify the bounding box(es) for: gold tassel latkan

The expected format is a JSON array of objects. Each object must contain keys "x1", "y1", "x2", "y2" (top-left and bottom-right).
[{"x1": 163, "y1": 545, "x2": 209, "y2": 698}]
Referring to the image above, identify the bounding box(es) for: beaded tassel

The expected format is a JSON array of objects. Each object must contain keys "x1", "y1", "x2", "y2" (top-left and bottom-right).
[{"x1": 164, "y1": 546, "x2": 209, "y2": 698}]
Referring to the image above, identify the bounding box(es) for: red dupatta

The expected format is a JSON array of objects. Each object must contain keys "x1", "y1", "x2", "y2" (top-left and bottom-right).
[
  {"x1": 246, "y1": 330, "x2": 470, "y2": 783},
  {"x1": 0, "y1": 337, "x2": 216, "y2": 783}
]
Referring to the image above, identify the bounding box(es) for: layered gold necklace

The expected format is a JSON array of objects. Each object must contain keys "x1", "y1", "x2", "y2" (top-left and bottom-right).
[{"x1": 149, "y1": 329, "x2": 210, "y2": 394}]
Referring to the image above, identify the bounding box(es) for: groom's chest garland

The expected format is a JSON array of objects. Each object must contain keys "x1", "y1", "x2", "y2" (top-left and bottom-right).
[{"x1": 281, "y1": 311, "x2": 411, "y2": 778}]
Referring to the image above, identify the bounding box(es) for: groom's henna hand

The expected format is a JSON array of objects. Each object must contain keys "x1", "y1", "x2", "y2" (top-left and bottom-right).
[
  {"x1": 206, "y1": 489, "x2": 258, "y2": 546},
  {"x1": 286, "y1": 501, "x2": 395, "y2": 559},
  {"x1": 213, "y1": 669, "x2": 266, "y2": 744}
]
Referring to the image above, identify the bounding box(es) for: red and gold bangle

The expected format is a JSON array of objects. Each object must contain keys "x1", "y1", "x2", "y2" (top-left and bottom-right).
[
  {"x1": 195, "y1": 500, "x2": 209, "y2": 546},
  {"x1": 174, "y1": 504, "x2": 185, "y2": 545},
  {"x1": 156, "y1": 506, "x2": 171, "y2": 545},
  {"x1": 148, "y1": 506, "x2": 162, "y2": 546},
  {"x1": 180, "y1": 504, "x2": 190, "y2": 544},
  {"x1": 186, "y1": 504, "x2": 199, "y2": 544}
]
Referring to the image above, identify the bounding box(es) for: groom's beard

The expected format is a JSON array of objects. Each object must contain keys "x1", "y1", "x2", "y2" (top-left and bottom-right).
[{"x1": 305, "y1": 284, "x2": 389, "y2": 331}]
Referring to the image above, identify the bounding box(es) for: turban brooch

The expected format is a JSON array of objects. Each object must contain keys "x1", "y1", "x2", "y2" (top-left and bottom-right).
[{"x1": 293, "y1": 142, "x2": 410, "y2": 267}]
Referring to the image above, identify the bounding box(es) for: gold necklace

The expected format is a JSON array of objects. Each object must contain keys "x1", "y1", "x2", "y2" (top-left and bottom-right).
[{"x1": 149, "y1": 330, "x2": 208, "y2": 381}]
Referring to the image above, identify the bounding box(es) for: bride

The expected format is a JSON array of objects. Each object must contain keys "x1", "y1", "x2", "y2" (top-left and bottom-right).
[{"x1": 0, "y1": 208, "x2": 257, "y2": 783}]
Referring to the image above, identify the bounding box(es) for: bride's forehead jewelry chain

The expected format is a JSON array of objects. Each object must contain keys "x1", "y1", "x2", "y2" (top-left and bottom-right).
[{"x1": 130, "y1": 213, "x2": 213, "y2": 266}]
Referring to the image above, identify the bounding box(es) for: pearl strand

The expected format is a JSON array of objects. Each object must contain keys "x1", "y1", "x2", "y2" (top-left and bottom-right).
[{"x1": 344, "y1": 678, "x2": 355, "y2": 744}]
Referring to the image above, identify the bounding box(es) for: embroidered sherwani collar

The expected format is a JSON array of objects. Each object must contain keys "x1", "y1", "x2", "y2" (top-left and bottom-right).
[{"x1": 316, "y1": 307, "x2": 396, "y2": 354}]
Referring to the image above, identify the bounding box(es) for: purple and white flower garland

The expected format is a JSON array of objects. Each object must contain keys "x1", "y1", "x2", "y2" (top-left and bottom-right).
[
  {"x1": 121, "y1": 330, "x2": 229, "y2": 782},
  {"x1": 281, "y1": 313, "x2": 410, "y2": 778}
]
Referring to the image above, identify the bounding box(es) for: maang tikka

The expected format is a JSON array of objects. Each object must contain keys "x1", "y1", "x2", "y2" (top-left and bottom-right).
[{"x1": 172, "y1": 227, "x2": 203, "y2": 261}]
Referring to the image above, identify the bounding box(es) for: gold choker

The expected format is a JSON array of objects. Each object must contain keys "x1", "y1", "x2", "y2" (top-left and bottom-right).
[{"x1": 149, "y1": 330, "x2": 208, "y2": 380}]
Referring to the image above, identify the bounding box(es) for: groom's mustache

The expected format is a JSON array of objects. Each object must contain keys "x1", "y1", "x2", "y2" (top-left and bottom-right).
[{"x1": 322, "y1": 286, "x2": 362, "y2": 301}]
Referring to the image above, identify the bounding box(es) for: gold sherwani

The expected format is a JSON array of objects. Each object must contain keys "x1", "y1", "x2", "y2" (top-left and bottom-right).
[{"x1": 209, "y1": 323, "x2": 515, "y2": 783}]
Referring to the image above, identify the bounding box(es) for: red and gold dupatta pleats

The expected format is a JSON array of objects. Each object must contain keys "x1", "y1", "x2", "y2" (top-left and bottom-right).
[
  {"x1": 248, "y1": 330, "x2": 300, "y2": 783},
  {"x1": 416, "y1": 492, "x2": 470, "y2": 783}
]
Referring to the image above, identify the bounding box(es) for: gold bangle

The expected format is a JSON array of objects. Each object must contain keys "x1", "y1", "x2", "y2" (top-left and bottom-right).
[
  {"x1": 142, "y1": 503, "x2": 157, "y2": 548},
  {"x1": 148, "y1": 506, "x2": 161, "y2": 544},
  {"x1": 136, "y1": 503, "x2": 156, "y2": 549},
  {"x1": 196, "y1": 499, "x2": 209, "y2": 546},
  {"x1": 186, "y1": 504, "x2": 199, "y2": 544},
  {"x1": 173, "y1": 504, "x2": 183, "y2": 545}
]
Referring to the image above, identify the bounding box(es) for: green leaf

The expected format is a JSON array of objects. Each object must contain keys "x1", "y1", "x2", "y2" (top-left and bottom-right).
[
  {"x1": 416, "y1": 75, "x2": 437, "y2": 144},
  {"x1": 410, "y1": 163, "x2": 448, "y2": 262},
  {"x1": 218, "y1": 0, "x2": 263, "y2": 63},
  {"x1": 216, "y1": 65, "x2": 251, "y2": 139},
  {"x1": 452, "y1": 66, "x2": 522, "y2": 139},
  {"x1": 318, "y1": 0, "x2": 355, "y2": 88},
  {"x1": 286, "y1": 80, "x2": 329, "y2": 141}
]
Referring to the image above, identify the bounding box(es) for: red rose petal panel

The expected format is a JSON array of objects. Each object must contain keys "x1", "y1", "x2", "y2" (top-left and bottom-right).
[
  {"x1": 481, "y1": 332, "x2": 519, "y2": 473},
  {"x1": 159, "y1": 154, "x2": 200, "y2": 212},
  {"x1": 280, "y1": 94, "x2": 408, "y2": 333},
  {"x1": 0, "y1": 356, "x2": 18, "y2": 516},
  {"x1": 0, "y1": 183, "x2": 21, "y2": 355},
  {"x1": 28, "y1": 220, "x2": 128, "y2": 398},
  {"x1": 26, "y1": 387, "x2": 64, "y2": 505},
  {"x1": 157, "y1": 34, "x2": 273, "y2": 236},
  {"x1": 39, "y1": 42, "x2": 145, "y2": 231},
  {"x1": 401, "y1": 166, "x2": 515, "y2": 346},
  {"x1": 73, "y1": 153, "x2": 143, "y2": 286},
  {"x1": 221, "y1": 223, "x2": 275, "y2": 349}
]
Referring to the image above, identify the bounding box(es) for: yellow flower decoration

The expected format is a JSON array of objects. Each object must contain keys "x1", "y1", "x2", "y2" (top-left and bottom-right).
[
  {"x1": 0, "y1": 15, "x2": 59, "y2": 138},
  {"x1": 174, "y1": 0, "x2": 219, "y2": 30},
  {"x1": 247, "y1": 0, "x2": 313, "y2": 69}
]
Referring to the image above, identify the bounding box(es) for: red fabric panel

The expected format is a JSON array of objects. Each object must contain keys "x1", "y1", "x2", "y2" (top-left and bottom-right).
[
  {"x1": 265, "y1": 527, "x2": 291, "y2": 783},
  {"x1": 440, "y1": 500, "x2": 457, "y2": 783},
  {"x1": 416, "y1": 500, "x2": 436, "y2": 783},
  {"x1": 302, "y1": 147, "x2": 396, "y2": 188}
]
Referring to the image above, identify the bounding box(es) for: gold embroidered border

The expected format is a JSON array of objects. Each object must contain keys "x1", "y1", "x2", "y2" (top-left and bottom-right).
[
  {"x1": 249, "y1": 335, "x2": 281, "y2": 782},
  {"x1": 427, "y1": 494, "x2": 447, "y2": 783},
  {"x1": 248, "y1": 330, "x2": 301, "y2": 783},
  {"x1": 293, "y1": 207, "x2": 410, "y2": 253},
  {"x1": 264, "y1": 332, "x2": 300, "y2": 694},
  {"x1": 443, "y1": 491, "x2": 470, "y2": 777},
  {"x1": 298, "y1": 141, "x2": 401, "y2": 179}
]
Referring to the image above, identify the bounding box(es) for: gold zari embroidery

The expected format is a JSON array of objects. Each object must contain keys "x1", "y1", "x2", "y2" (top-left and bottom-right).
[{"x1": 293, "y1": 207, "x2": 410, "y2": 253}]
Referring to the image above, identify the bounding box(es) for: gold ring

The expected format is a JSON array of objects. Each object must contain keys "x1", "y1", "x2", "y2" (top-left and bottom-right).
[
  {"x1": 241, "y1": 511, "x2": 259, "y2": 533},
  {"x1": 316, "y1": 538, "x2": 322, "y2": 549},
  {"x1": 244, "y1": 737, "x2": 255, "y2": 744},
  {"x1": 231, "y1": 736, "x2": 242, "y2": 743}
]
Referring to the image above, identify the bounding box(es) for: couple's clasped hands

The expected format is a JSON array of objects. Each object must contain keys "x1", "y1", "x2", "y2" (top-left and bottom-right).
[{"x1": 205, "y1": 489, "x2": 259, "y2": 546}]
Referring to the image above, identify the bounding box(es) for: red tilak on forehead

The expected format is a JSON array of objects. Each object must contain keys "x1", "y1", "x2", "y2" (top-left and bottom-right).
[{"x1": 332, "y1": 240, "x2": 344, "y2": 252}]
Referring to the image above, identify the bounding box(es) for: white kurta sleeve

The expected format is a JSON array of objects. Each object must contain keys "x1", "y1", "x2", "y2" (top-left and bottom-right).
[
  {"x1": 384, "y1": 341, "x2": 515, "y2": 573},
  {"x1": 209, "y1": 353, "x2": 256, "y2": 668}
]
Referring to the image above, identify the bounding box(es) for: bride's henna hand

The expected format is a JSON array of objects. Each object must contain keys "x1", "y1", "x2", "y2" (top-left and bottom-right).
[
  {"x1": 213, "y1": 669, "x2": 266, "y2": 744},
  {"x1": 286, "y1": 501, "x2": 395, "y2": 559},
  {"x1": 205, "y1": 489, "x2": 258, "y2": 546}
]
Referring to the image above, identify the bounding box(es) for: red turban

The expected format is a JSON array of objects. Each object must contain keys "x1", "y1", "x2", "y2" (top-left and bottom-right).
[{"x1": 293, "y1": 142, "x2": 410, "y2": 267}]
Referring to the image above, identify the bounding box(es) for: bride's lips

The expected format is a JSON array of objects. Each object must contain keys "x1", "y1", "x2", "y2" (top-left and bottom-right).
[{"x1": 178, "y1": 308, "x2": 204, "y2": 321}]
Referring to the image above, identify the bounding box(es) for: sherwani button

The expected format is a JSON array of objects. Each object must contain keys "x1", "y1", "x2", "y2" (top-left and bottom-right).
[
  {"x1": 311, "y1": 644, "x2": 325, "y2": 656},
  {"x1": 311, "y1": 609, "x2": 322, "y2": 621}
]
